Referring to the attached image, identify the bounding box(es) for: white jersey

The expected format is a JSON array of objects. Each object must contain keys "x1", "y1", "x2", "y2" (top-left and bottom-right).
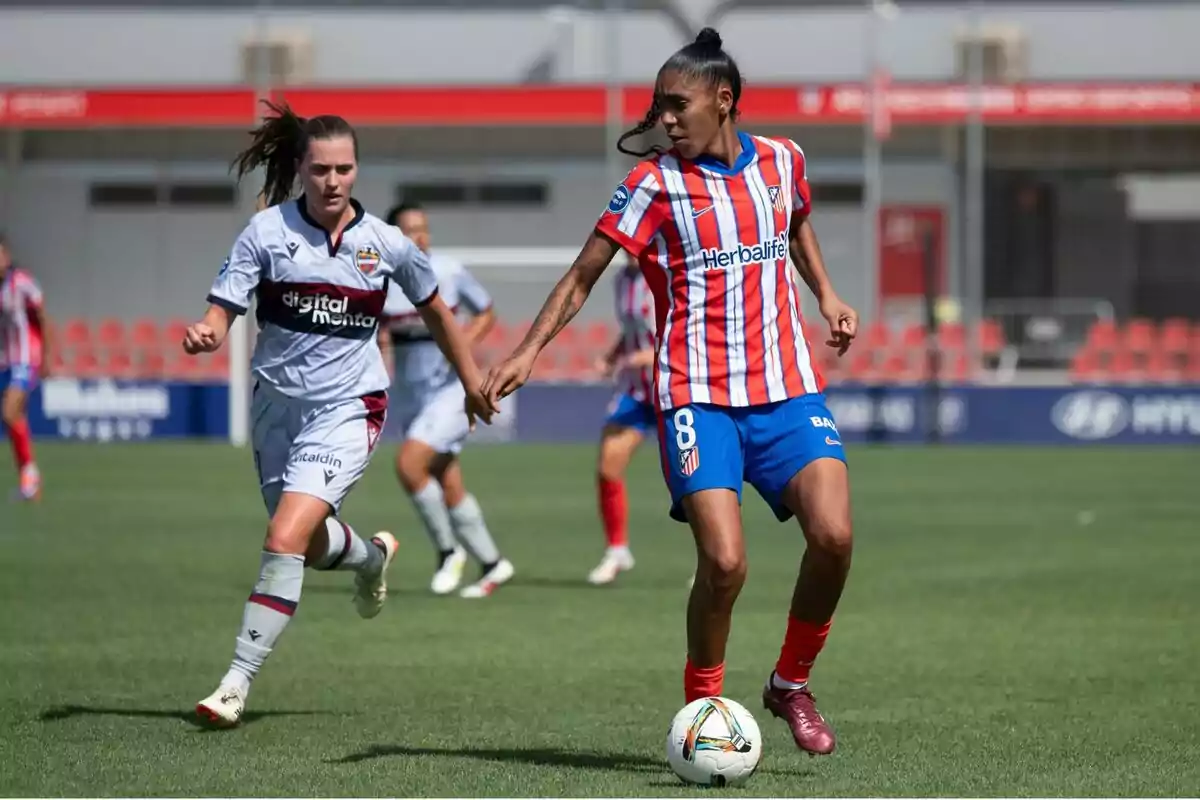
[
  {"x1": 382, "y1": 252, "x2": 492, "y2": 403},
  {"x1": 208, "y1": 199, "x2": 438, "y2": 403}
]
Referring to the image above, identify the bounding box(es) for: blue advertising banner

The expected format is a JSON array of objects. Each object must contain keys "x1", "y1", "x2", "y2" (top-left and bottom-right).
[
  {"x1": 510, "y1": 384, "x2": 1200, "y2": 445},
  {"x1": 14, "y1": 379, "x2": 1200, "y2": 445},
  {"x1": 25, "y1": 378, "x2": 229, "y2": 441}
]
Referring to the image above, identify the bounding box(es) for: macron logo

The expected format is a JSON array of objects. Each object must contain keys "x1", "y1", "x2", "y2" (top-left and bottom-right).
[{"x1": 699, "y1": 234, "x2": 788, "y2": 272}]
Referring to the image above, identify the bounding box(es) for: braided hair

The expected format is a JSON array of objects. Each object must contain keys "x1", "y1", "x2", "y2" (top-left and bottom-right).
[
  {"x1": 232, "y1": 100, "x2": 359, "y2": 207},
  {"x1": 616, "y1": 27, "x2": 743, "y2": 158}
]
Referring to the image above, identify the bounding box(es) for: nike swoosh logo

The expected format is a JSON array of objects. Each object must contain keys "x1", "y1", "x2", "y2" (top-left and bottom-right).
[{"x1": 691, "y1": 206, "x2": 713, "y2": 218}]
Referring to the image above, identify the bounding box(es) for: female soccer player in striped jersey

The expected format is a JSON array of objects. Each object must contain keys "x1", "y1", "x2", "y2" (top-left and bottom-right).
[
  {"x1": 588, "y1": 256, "x2": 656, "y2": 585},
  {"x1": 184, "y1": 102, "x2": 495, "y2": 727},
  {"x1": 483, "y1": 29, "x2": 857, "y2": 756}
]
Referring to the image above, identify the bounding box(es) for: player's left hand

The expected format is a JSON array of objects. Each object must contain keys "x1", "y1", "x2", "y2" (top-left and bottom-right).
[
  {"x1": 820, "y1": 296, "x2": 858, "y2": 357},
  {"x1": 463, "y1": 385, "x2": 496, "y2": 431},
  {"x1": 481, "y1": 350, "x2": 537, "y2": 408}
]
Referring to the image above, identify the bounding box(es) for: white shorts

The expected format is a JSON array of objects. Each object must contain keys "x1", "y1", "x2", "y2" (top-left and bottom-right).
[
  {"x1": 394, "y1": 382, "x2": 471, "y2": 456},
  {"x1": 251, "y1": 385, "x2": 388, "y2": 516}
]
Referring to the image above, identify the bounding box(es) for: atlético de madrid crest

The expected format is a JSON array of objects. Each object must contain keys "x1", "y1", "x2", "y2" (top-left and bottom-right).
[
  {"x1": 767, "y1": 185, "x2": 787, "y2": 214},
  {"x1": 355, "y1": 245, "x2": 381, "y2": 274}
]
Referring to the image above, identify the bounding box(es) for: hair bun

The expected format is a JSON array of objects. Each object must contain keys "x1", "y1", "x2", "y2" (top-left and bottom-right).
[{"x1": 694, "y1": 27, "x2": 723, "y2": 49}]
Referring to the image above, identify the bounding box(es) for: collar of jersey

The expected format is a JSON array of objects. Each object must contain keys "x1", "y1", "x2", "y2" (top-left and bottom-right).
[
  {"x1": 684, "y1": 131, "x2": 756, "y2": 176},
  {"x1": 295, "y1": 197, "x2": 365, "y2": 254}
]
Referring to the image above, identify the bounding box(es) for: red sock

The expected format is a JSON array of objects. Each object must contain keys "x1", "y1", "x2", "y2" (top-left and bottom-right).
[
  {"x1": 684, "y1": 658, "x2": 725, "y2": 703},
  {"x1": 774, "y1": 616, "x2": 832, "y2": 685},
  {"x1": 597, "y1": 477, "x2": 628, "y2": 548},
  {"x1": 6, "y1": 417, "x2": 33, "y2": 470}
]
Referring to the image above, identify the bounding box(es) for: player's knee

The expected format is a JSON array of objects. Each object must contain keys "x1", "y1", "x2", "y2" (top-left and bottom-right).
[
  {"x1": 698, "y1": 549, "x2": 747, "y2": 596},
  {"x1": 396, "y1": 447, "x2": 431, "y2": 494},
  {"x1": 597, "y1": 450, "x2": 626, "y2": 482},
  {"x1": 263, "y1": 515, "x2": 314, "y2": 555},
  {"x1": 807, "y1": 515, "x2": 853, "y2": 565},
  {"x1": 1, "y1": 394, "x2": 23, "y2": 425}
]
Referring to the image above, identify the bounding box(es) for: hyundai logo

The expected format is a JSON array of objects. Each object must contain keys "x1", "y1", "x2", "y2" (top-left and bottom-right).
[{"x1": 1051, "y1": 391, "x2": 1131, "y2": 440}]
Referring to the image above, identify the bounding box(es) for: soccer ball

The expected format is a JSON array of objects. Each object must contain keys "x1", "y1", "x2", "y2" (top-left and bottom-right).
[{"x1": 665, "y1": 696, "x2": 762, "y2": 787}]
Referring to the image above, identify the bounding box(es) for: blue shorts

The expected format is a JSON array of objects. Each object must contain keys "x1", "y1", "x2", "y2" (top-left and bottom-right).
[
  {"x1": 657, "y1": 394, "x2": 847, "y2": 523},
  {"x1": 603, "y1": 392, "x2": 657, "y2": 434},
  {"x1": 1, "y1": 365, "x2": 37, "y2": 393}
]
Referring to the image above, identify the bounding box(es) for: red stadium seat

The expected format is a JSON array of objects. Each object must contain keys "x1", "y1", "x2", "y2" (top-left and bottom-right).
[
  {"x1": 862, "y1": 321, "x2": 891, "y2": 351},
  {"x1": 131, "y1": 319, "x2": 161, "y2": 348},
  {"x1": 1086, "y1": 319, "x2": 1119, "y2": 353},
  {"x1": 979, "y1": 319, "x2": 1005, "y2": 356},
  {"x1": 164, "y1": 319, "x2": 190, "y2": 349},
  {"x1": 940, "y1": 352, "x2": 971, "y2": 383},
  {"x1": 899, "y1": 323, "x2": 927, "y2": 353},
  {"x1": 846, "y1": 351, "x2": 876, "y2": 382},
  {"x1": 1123, "y1": 318, "x2": 1156, "y2": 354},
  {"x1": 1143, "y1": 350, "x2": 1180, "y2": 384},
  {"x1": 63, "y1": 318, "x2": 92, "y2": 348},
  {"x1": 70, "y1": 347, "x2": 100, "y2": 378},
  {"x1": 1069, "y1": 350, "x2": 1102, "y2": 384},
  {"x1": 137, "y1": 351, "x2": 166, "y2": 379},
  {"x1": 96, "y1": 318, "x2": 127, "y2": 348},
  {"x1": 1186, "y1": 352, "x2": 1200, "y2": 382},
  {"x1": 937, "y1": 322, "x2": 966, "y2": 353},
  {"x1": 104, "y1": 349, "x2": 134, "y2": 379},
  {"x1": 1108, "y1": 350, "x2": 1139, "y2": 382},
  {"x1": 583, "y1": 320, "x2": 613, "y2": 351},
  {"x1": 879, "y1": 353, "x2": 912, "y2": 383}
]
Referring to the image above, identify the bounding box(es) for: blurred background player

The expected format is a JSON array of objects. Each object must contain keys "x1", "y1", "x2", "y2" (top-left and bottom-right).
[
  {"x1": 0, "y1": 234, "x2": 54, "y2": 502},
  {"x1": 379, "y1": 201, "x2": 515, "y2": 599},
  {"x1": 482, "y1": 29, "x2": 858, "y2": 757},
  {"x1": 186, "y1": 102, "x2": 493, "y2": 726},
  {"x1": 588, "y1": 255, "x2": 656, "y2": 585}
]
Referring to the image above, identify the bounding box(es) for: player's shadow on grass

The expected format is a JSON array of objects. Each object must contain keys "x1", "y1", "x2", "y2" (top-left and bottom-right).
[
  {"x1": 333, "y1": 744, "x2": 662, "y2": 773},
  {"x1": 39, "y1": 704, "x2": 328, "y2": 729}
]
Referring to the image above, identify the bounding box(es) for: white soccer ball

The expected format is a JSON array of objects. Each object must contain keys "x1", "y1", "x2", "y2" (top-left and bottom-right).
[{"x1": 665, "y1": 696, "x2": 762, "y2": 787}]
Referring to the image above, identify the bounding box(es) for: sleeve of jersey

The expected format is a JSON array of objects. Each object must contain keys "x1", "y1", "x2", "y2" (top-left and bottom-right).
[
  {"x1": 385, "y1": 230, "x2": 439, "y2": 308},
  {"x1": 786, "y1": 139, "x2": 814, "y2": 216},
  {"x1": 207, "y1": 224, "x2": 263, "y2": 315},
  {"x1": 594, "y1": 167, "x2": 665, "y2": 256},
  {"x1": 20, "y1": 274, "x2": 44, "y2": 310},
  {"x1": 455, "y1": 266, "x2": 493, "y2": 314}
]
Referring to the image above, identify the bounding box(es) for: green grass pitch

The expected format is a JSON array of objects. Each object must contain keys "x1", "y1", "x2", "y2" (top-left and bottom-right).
[{"x1": 1, "y1": 442, "x2": 1198, "y2": 796}]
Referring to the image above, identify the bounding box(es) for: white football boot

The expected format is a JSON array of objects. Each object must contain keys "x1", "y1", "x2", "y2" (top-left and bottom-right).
[
  {"x1": 354, "y1": 532, "x2": 398, "y2": 619},
  {"x1": 459, "y1": 558, "x2": 515, "y2": 599},
  {"x1": 587, "y1": 547, "x2": 636, "y2": 586},
  {"x1": 430, "y1": 546, "x2": 467, "y2": 595},
  {"x1": 195, "y1": 683, "x2": 245, "y2": 728}
]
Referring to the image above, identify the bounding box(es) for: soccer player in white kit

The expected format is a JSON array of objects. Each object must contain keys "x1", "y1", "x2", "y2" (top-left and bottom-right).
[
  {"x1": 379, "y1": 202, "x2": 515, "y2": 598},
  {"x1": 182, "y1": 102, "x2": 494, "y2": 727}
]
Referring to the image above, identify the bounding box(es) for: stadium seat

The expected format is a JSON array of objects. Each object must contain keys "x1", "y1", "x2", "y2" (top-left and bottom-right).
[
  {"x1": 1069, "y1": 350, "x2": 1103, "y2": 384},
  {"x1": 1108, "y1": 350, "x2": 1139, "y2": 383},
  {"x1": 1186, "y1": 352, "x2": 1200, "y2": 382},
  {"x1": 862, "y1": 321, "x2": 891, "y2": 351},
  {"x1": 70, "y1": 347, "x2": 101, "y2": 378},
  {"x1": 584, "y1": 320, "x2": 613, "y2": 351},
  {"x1": 1086, "y1": 319, "x2": 1119, "y2": 353},
  {"x1": 63, "y1": 318, "x2": 92, "y2": 348},
  {"x1": 97, "y1": 318, "x2": 127, "y2": 348},
  {"x1": 137, "y1": 351, "x2": 166, "y2": 379},
  {"x1": 131, "y1": 319, "x2": 161, "y2": 348},
  {"x1": 1143, "y1": 350, "x2": 1179, "y2": 384},
  {"x1": 937, "y1": 322, "x2": 966, "y2": 353},
  {"x1": 846, "y1": 351, "x2": 876, "y2": 382},
  {"x1": 900, "y1": 323, "x2": 927, "y2": 353},
  {"x1": 104, "y1": 349, "x2": 134, "y2": 379},
  {"x1": 979, "y1": 319, "x2": 1005, "y2": 356},
  {"x1": 940, "y1": 352, "x2": 971, "y2": 383},
  {"x1": 164, "y1": 319, "x2": 191, "y2": 349},
  {"x1": 1123, "y1": 318, "x2": 1156, "y2": 354},
  {"x1": 879, "y1": 353, "x2": 912, "y2": 382}
]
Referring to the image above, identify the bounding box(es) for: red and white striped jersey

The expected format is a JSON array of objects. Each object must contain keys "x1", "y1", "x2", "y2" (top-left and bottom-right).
[
  {"x1": 612, "y1": 263, "x2": 655, "y2": 403},
  {"x1": 0, "y1": 267, "x2": 45, "y2": 370},
  {"x1": 594, "y1": 132, "x2": 824, "y2": 411}
]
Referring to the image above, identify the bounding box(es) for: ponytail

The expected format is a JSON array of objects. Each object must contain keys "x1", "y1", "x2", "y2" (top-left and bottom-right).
[
  {"x1": 616, "y1": 99, "x2": 664, "y2": 158},
  {"x1": 232, "y1": 100, "x2": 307, "y2": 207}
]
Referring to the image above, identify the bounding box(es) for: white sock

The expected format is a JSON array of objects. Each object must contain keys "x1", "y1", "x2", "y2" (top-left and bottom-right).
[
  {"x1": 448, "y1": 493, "x2": 500, "y2": 566},
  {"x1": 410, "y1": 480, "x2": 457, "y2": 555},
  {"x1": 312, "y1": 518, "x2": 382, "y2": 574},
  {"x1": 607, "y1": 545, "x2": 632, "y2": 558},
  {"x1": 771, "y1": 671, "x2": 807, "y2": 691},
  {"x1": 226, "y1": 551, "x2": 305, "y2": 693}
]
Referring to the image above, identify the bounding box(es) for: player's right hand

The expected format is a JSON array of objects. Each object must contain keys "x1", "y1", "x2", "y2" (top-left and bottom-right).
[
  {"x1": 481, "y1": 351, "x2": 536, "y2": 407},
  {"x1": 182, "y1": 322, "x2": 220, "y2": 354},
  {"x1": 463, "y1": 386, "x2": 496, "y2": 431}
]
